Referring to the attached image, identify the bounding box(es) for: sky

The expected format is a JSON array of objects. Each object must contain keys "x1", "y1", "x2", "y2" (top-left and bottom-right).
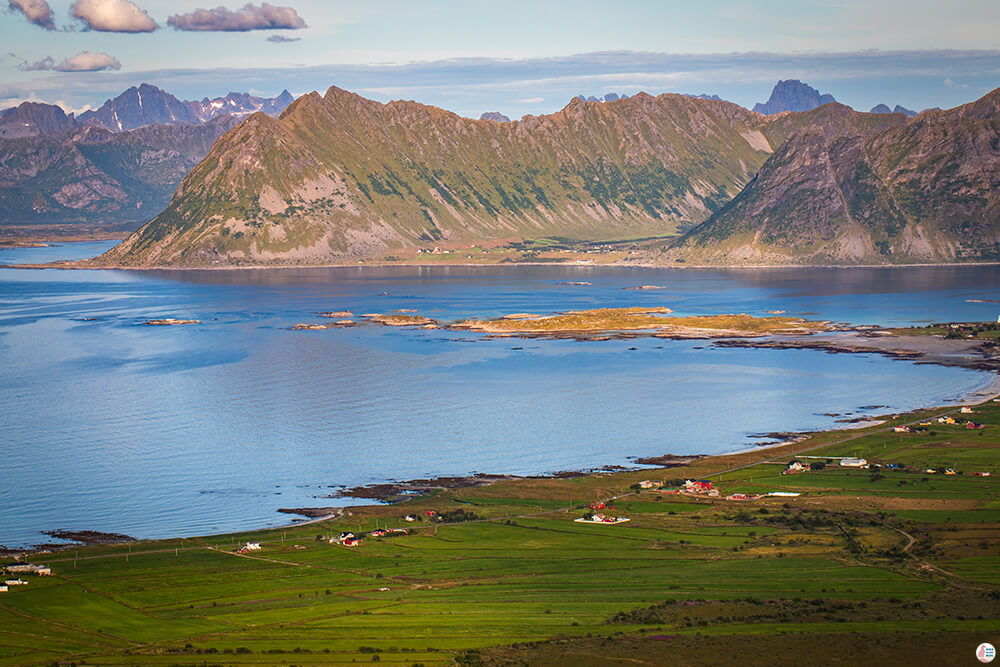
[{"x1": 2, "y1": 0, "x2": 1000, "y2": 119}]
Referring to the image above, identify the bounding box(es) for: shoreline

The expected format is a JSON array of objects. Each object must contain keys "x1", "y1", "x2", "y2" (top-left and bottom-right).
[
  {"x1": 13, "y1": 375, "x2": 996, "y2": 551},
  {"x1": 5, "y1": 254, "x2": 1000, "y2": 272}
]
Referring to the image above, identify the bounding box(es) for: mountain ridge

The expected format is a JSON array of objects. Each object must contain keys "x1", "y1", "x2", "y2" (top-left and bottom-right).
[{"x1": 94, "y1": 86, "x2": 833, "y2": 267}]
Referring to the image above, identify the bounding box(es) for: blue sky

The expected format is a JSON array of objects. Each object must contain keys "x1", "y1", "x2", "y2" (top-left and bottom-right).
[{"x1": 2, "y1": 0, "x2": 1000, "y2": 118}]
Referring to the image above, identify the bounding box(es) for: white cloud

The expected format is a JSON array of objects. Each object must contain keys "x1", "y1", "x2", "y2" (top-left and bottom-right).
[
  {"x1": 56, "y1": 51, "x2": 121, "y2": 71},
  {"x1": 515, "y1": 97, "x2": 544, "y2": 104},
  {"x1": 168, "y1": 3, "x2": 306, "y2": 32},
  {"x1": 21, "y1": 51, "x2": 123, "y2": 72},
  {"x1": 8, "y1": 0, "x2": 55, "y2": 30},
  {"x1": 70, "y1": 0, "x2": 157, "y2": 32}
]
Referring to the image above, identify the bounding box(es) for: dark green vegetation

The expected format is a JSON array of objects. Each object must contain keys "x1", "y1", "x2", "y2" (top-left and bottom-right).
[
  {"x1": 665, "y1": 88, "x2": 1000, "y2": 265},
  {"x1": 91, "y1": 87, "x2": 858, "y2": 268},
  {"x1": 3, "y1": 402, "x2": 1000, "y2": 665}
]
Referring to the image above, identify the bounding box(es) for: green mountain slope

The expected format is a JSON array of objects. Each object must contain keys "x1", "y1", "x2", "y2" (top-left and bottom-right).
[
  {"x1": 94, "y1": 87, "x2": 816, "y2": 267},
  {"x1": 662, "y1": 89, "x2": 1000, "y2": 265}
]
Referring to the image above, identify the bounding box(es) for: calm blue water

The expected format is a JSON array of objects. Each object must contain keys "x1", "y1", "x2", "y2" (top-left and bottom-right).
[{"x1": 1, "y1": 242, "x2": 999, "y2": 547}]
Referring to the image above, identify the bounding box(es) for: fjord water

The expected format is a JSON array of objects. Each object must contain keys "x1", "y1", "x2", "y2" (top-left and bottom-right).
[{"x1": 2, "y1": 242, "x2": 999, "y2": 547}]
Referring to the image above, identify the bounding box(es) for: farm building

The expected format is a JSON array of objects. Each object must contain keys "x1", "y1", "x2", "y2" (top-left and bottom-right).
[
  {"x1": 684, "y1": 479, "x2": 713, "y2": 492},
  {"x1": 5, "y1": 563, "x2": 50, "y2": 575},
  {"x1": 840, "y1": 458, "x2": 868, "y2": 467},
  {"x1": 725, "y1": 493, "x2": 761, "y2": 501}
]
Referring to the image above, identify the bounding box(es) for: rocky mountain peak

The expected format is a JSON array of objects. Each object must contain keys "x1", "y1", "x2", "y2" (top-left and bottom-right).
[
  {"x1": 479, "y1": 112, "x2": 511, "y2": 122},
  {"x1": 753, "y1": 80, "x2": 837, "y2": 115},
  {"x1": 0, "y1": 101, "x2": 76, "y2": 138},
  {"x1": 79, "y1": 84, "x2": 199, "y2": 131}
]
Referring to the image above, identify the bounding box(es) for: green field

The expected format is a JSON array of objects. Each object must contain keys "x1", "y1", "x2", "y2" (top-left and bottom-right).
[{"x1": 3, "y1": 402, "x2": 1000, "y2": 665}]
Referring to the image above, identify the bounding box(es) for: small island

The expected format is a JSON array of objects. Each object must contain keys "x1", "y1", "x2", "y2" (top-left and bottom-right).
[{"x1": 452, "y1": 307, "x2": 826, "y2": 339}]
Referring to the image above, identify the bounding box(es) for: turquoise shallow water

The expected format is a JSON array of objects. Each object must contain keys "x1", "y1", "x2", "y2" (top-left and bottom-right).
[{"x1": 1, "y1": 242, "x2": 999, "y2": 547}]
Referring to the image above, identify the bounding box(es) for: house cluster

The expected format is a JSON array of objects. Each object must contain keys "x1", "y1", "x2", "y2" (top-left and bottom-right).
[
  {"x1": 637, "y1": 480, "x2": 664, "y2": 489},
  {"x1": 330, "y1": 532, "x2": 362, "y2": 547},
  {"x1": 6, "y1": 563, "x2": 51, "y2": 576},
  {"x1": 681, "y1": 479, "x2": 718, "y2": 496},
  {"x1": 237, "y1": 542, "x2": 262, "y2": 554},
  {"x1": 1, "y1": 562, "x2": 51, "y2": 592}
]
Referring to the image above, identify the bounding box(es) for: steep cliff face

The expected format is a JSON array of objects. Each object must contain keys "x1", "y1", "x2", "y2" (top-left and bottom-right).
[
  {"x1": 95, "y1": 87, "x2": 805, "y2": 267},
  {"x1": 662, "y1": 90, "x2": 1000, "y2": 265}
]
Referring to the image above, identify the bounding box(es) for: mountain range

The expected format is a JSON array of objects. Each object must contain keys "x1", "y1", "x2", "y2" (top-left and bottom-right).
[
  {"x1": 0, "y1": 84, "x2": 293, "y2": 225},
  {"x1": 662, "y1": 89, "x2": 1000, "y2": 264},
  {"x1": 93, "y1": 83, "x2": 1000, "y2": 268},
  {"x1": 77, "y1": 85, "x2": 295, "y2": 132},
  {"x1": 6, "y1": 79, "x2": 996, "y2": 267},
  {"x1": 92, "y1": 87, "x2": 881, "y2": 268},
  {"x1": 1, "y1": 84, "x2": 294, "y2": 138},
  {"x1": 0, "y1": 116, "x2": 239, "y2": 225}
]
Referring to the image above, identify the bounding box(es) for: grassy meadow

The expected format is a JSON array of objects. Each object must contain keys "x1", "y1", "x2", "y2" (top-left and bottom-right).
[{"x1": 2, "y1": 401, "x2": 1000, "y2": 665}]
